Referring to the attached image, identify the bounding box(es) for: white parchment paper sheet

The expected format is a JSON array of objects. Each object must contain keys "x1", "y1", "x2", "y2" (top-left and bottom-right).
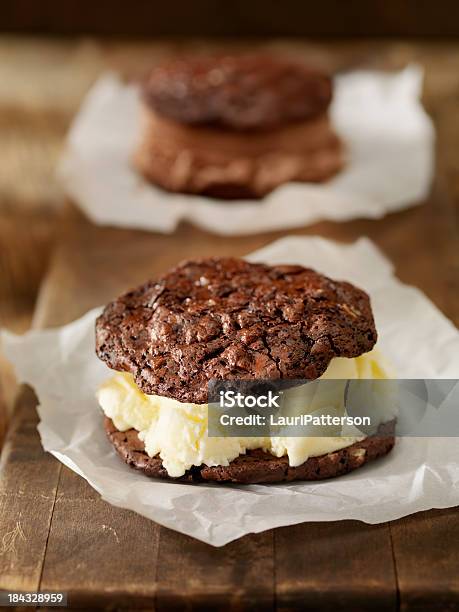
[
  {"x1": 3, "y1": 237, "x2": 459, "y2": 546},
  {"x1": 57, "y1": 67, "x2": 434, "y2": 236}
]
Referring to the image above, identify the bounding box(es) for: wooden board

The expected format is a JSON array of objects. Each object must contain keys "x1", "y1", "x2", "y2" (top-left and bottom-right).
[{"x1": 1, "y1": 40, "x2": 459, "y2": 610}]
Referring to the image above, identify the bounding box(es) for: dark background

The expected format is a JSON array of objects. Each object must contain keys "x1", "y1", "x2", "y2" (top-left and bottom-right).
[{"x1": 2, "y1": 0, "x2": 459, "y2": 38}]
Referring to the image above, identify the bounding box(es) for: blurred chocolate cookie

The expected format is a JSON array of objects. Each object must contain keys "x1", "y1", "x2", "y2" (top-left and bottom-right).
[{"x1": 142, "y1": 54, "x2": 332, "y2": 130}]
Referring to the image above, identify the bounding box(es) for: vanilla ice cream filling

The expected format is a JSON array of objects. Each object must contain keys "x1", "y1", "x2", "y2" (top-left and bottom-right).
[{"x1": 97, "y1": 349, "x2": 393, "y2": 478}]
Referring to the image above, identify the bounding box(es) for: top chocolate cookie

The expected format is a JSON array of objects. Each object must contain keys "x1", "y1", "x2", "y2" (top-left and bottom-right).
[
  {"x1": 141, "y1": 54, "x2": 332, "y2": 131},
  {"x1": 96, "y1": 258, "x2": 377, "y2": 404}
]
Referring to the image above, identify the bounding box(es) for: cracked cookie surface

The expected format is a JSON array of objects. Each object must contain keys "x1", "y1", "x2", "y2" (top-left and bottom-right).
[{"x1": 96, "y1": 258, "x2": 377, "y2": 404}]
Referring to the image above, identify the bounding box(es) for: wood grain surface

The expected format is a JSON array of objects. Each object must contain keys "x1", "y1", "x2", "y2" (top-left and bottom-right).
[{"x1": 0, "y1": 38, "x2": 459, "y2": 610}]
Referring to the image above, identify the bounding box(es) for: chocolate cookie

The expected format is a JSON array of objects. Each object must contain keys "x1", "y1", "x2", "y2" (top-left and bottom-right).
[
  {"x1": 96, "y1": 258, "x2": 377, "y2": 404},
  {"x1": 134, "y1": 111, "x2": 344, "y2": 199},
  {"x1": 104, "y1": 417, "x2": 395, "y2": 484},
  {"x1": 142, "y1": 54, "x2": 332, "y2": 131}
]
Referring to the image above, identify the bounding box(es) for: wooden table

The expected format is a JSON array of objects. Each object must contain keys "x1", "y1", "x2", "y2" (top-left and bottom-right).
[{"x1": 1, "y1": 39, "x2": 459, "y2": 610}]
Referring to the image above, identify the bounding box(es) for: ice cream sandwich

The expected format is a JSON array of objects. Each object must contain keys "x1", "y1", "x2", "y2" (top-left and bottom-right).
[
  {"x1": 134, "y1": 54, "x2": 344, "y2": 199},
  {"x1": 95, "y1": 258, "x2": 395, "y2": 484}
]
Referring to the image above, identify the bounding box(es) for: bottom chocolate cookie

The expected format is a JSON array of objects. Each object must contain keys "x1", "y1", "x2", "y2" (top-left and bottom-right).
[
  {"x1": 104, "y1": 417, "x2": 395, "y2": 484},
  {"x1": 134, "y1": 109, "x2": 344, "y2": 199}
]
